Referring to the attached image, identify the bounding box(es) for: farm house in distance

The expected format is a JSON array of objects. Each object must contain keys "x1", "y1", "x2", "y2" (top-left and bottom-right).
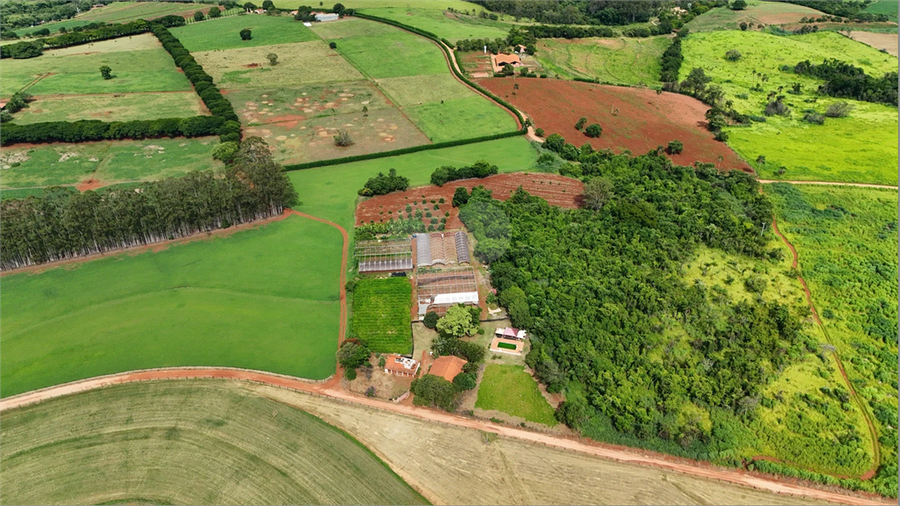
[{"x1": 490, "y1": 53, "x2": 521, "y2": 73}]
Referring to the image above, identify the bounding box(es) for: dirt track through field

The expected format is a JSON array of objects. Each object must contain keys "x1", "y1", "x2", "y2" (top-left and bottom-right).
[
  {"x1": 769, "y1": 216, "x2": 881, "y2": 481},
  {"x1": 0, "y1": 366, "x2": 890, "y2": 505}
]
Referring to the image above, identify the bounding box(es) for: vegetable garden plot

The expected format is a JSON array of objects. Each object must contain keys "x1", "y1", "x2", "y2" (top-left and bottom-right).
[{"x1": 351, "y1": 277, "x2": 413, "y2": 354}]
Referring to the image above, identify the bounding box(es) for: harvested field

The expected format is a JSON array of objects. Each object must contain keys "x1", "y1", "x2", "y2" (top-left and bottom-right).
[
  {"x1": 685, "y1": 0, "x2": 826, "y2": 32},
  {"x1": 12, "y1": 91, "x2": 206, "y2": 124},
  {"x1": 847, "y1": 31, "x2": 899, "y2": 56},
  {"x1": 253, "y1": 383, "x2": 828, "y2": 505},
  {"x1": 0, "y1": 380, "x2": 427, "y2": 505},
  {"x1": 194, "y1": 41, "x2": 363, "y2": 89},
  {"x1": 356, "y1": 173, "x2": 583, "y2": 228},
  {"x1": 477, "y1": 78, "x2": 751, "y2": 171},
  {"x1": 459, "y1": 51, "x2": 494, "y2": 78}
]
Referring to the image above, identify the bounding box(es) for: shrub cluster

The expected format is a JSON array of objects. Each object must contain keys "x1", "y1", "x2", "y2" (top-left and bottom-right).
[
  {"x1": 659, "y1": 28, "x2": 688, "y2": 83},
  {"x1": 792, "y1": 58, "x2": 898, "y2": 106},
  {"x1": 430, "y1": 160, "x2": 499, "y2": 186},
  {"x1": 358, "y1": 168, "x2": 410, "y2": 196}
]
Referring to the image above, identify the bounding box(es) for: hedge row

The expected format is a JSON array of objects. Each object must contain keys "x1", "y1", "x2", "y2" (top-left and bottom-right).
[
  {"x1": 352, "y1": 12, "x2": 527, "y2": 129},
  {"x1": 0, "y1": 20, "x2": 152, "y2": 58},
  {"x1": 283, "y1": 130, "x2": 524, "y2": 171},
  {"x1": 1, "y1": 117, "x2": 225, "y2": 146}
]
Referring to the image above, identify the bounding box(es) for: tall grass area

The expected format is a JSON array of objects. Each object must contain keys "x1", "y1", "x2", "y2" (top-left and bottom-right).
[
  {"x1": 680, "y1": 30, "x2": 898, "y2": 185},
  {"x1": 767, "y1": 183, "x2": 898, "y2": 497},
  {"x1": 475, "y1": 364, "x2": 557, "y2": 425},
  {"x1": 351, "y1": 277, "x2": 412, "y2": 354},
  {"x1": 0, "y1": 380, "x2": 429, "y2": 505},
  {"x1": 535, "y1": 36, "x2": 670, "y2": 86},
  {"x1": 287, "y1": 136, "x2": 537, "y2": 233},
  {"x1": 0, "y1": 216, "x2": 343, "y2": 397}
]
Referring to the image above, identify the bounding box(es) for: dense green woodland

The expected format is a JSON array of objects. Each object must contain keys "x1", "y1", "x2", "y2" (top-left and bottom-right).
[
  {"x1": 461, "y1": 151, "x2": 820, "y2": 457},
  {"x1": 474, "y1": 0, "x2": 726, "y2": 26}
]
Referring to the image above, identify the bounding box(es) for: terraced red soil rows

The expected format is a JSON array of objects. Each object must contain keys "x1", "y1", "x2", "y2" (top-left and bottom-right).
[
  {"x1": 477, "y1": 78, "x2": 752, "y2": 172},
  {"x1": 356, "y1": 173, "x2": 583, "y2": 229}
]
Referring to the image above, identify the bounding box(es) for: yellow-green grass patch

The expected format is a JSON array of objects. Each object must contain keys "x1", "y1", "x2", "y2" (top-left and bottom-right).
[
  {"x1": 170, "y1": 13, "x2": 318, "y2": 52},
  {"x1": 0, "y1": 137, "x2": 222, "y2": 190},
  {"x1": 11, "y1": 91, "x2": 206, "y2": 124},
  {"x1": 475, "y1": 364, "x2": 557, "y2": 426},
  {"x1": 0, "y1": 380, "x2": 428, "y2": 505},
  {"x1": 0, "y1": 215, "x2": 343, "y2": 397},
  {"x1": 535, "y1": 36, "x2": 671, "y2": 86},
  {"x1": 403, "y1": 96, "x2": 517, "y2": 142},
  {"x1": 196, "y1": 40, "x2": 363, "y2": 89},
  {"x1": 376, "y1": 74, "x2": 477, "y2": 107},
  {"x1": 352, "y1": 277, "x2": 413, "y2": 354},
  {"x1": 681, "y1": 30, "x2": 898, "y2": 184},
  {"x1": 313, "y1": 18, "x2": 449, "y2": 78},
  {"x1": 684, "y1": 0, "x2": 826, "y2": 32},
  {"x1": 287, "y1": 136, "x2": 538, "y2": 232},
  {"x1": 355, "y1": 7, "x2": 511, "y2": 42}
]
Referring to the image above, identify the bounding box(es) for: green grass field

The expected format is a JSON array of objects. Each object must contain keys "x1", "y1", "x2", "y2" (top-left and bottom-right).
[
  {"x1": 766, "y1": 183, "x2": 898, "y2": 483},
  {"x1": 170, "y1": 14, "x2": 318, "y2": 52},
  {"x1": 376, "y1": 74, "x2": 475, "y2": 106},
  {"x1": 351, "y1": 277, "x2": 412, "y2": 354},
  {"x1": 11, "y1": 91, "x2": 205, "y2": 124},
  {"x1": 403, "y1": 96, "x2": 517, "y2": 142},
  {"x1": 15, "y1": 2, "x2": 207, "y2": 36},
  {"x1": 864, "y1": 0, "x2": 899, "y2": 22},
  {"x1": 0, "y1": 138, "x2": 222, "y2": 190},
  {"x1": 0, "y1": 380, "x2": 428, "y2": 505},
  {"x1": 0, "y1": 215, "x2": 343, "y2": 397},
  {"x1": 684, "y1": 0, "x2": 825, "y2": 32},
  {"x1": 1, "y1": 35, "x2": 192, "y2": 98},
  {"x1": 357, "y1": 7, "x2": 512, "y2": 42},
  {"x1": 535, "y1": 36, "x2": 671, "y2": 86},
  {"x1": 475, "y1": 364, "x2": 557, "y2": 425},
  {"x1": 681, "y1": 30, "x2": 898, "y2": 184},
  {"x1": 287, "y1": 136, "x2": 538, "y2": 232}
]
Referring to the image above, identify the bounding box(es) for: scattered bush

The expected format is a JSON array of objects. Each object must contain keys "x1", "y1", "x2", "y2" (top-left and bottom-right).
[
  {"x1": 667, "y1": 140, "x2": 684, "y2": 154},
  {"x1": 534, "y1": 128, "x2": 545, "y2": 137},
  {"x1": 584, "y1": 124, "x2": 602, "y2": 138},
  {"x1": 453, "y1": 372, "x2": 477, "y2": 390},
  {"x1": 825, "y1": 102, "x2": 854, "y2": 118},
  {"x1": 333, "y1": 129, "x2": 353, "y2": 146},
  {"x1": 725, "y1": 49, "x2": 741, "y2": 61},
  {"x1": 430, "y1": 160, "x2": 498, "y2": 186},
  {"x1": 240, "y1": 28, "x2": 252, "y2": 40},
  {"x1": 423, "y1": 311, "x2": 439, "y2": 329},
  {"x1": 358, "y1": 168, "x2": 409, "y2": 196},
  {"x1": 803, "y1": 111, "x2": 825, "y2": 125},
  {"x1": 575, "y1": 117, "x2": 587, "y2": 131}
]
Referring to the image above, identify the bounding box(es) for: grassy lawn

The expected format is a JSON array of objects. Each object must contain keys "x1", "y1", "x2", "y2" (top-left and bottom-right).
[
  {"x1": 1, "y1": 35, "x2": 192, "y2": 98},
  {"x1": 314, "y1": 18, "x2": 448, "y2": 78},
  {"x1": 403, "y1": 96, "x2": 517, "y2": 142},
  {"x1": 535, "y1": 36, "x2": 671, "y2": 86},
  {"x1": 475, "y1": 364, "x2": 557, "y2": 426},
  {"x1": 681, "y1": 30, "x2": 898, "y2": 185},
  {"x1": 376, "y1": 74, "x2": 476, "y2": 106},
  {"x1": 287, "y1": 136, "x2": 538, "y2": 232},
  {"x1": 12, "y1": 92, "x2": 205, "y2": 124},
  {"x1": 0, "y1": 380, "x2": 428, "y2": 505},
  {"x1": 195, "y1": 40, "x2": 363, "y2": 88},
  {"x1": 0, "y1": 138, "x2": 222, "y2": 190},
  {"x1": 170, "y1": 14, "x2": 318, "y2": 52},
  {"x1": 0, "y1": 215, "x2": 342, "y2": 397},
  {"x1": 351, "y1": 277, "x2": 413, "y2": 354},
  {"x1": 765, "y1": 183, "x2": 898, "y2": 479}
]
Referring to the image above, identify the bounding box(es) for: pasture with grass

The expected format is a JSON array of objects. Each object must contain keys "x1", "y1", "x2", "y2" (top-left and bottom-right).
[
  {"x1": 681, "y1": 30, "x2": 898, "y2": 184},
  {"x1": 170, "y1": 14, "x2": 317, "y2": 52},
  {"x1": 351, "y1": 277, "x2": 412, "y2": 354},
  {"x1": 475, "y1": 364, "x2": 557, "y2": 425},
  {"x1": 12, "y1": 91, "x2": 205, "y2": 124},
  {"x1": 535, "y1": 36, "x2": 671, "y2": 86},
  {"x1": 0, "y1": 215, "x2": 343, "y2": 397},
  {"x1": 0, "y1": 380, "x2": 428, "y2": 505}
]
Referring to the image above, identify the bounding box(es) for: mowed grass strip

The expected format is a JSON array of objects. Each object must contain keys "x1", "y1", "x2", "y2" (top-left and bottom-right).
[
  {"x1": 287, "y1": 136, "x2": 538, "y2": 233},
  {"x1": 1, "y1": 34, "x2": 193, "y2": 98},
  {"x1": 351, "y1": 277, "x2": 412, "y2": 354},
  {"x1": 535, "y1": 36, "x2": 671, "y2": 86},
  {"x1": 681, "y1": 30, "x2": 898, "y2": 184},
  {"x1": 475, "y1": 364, "x2": 557, "y2": 426},
  {"x1": 0, "y1": 215, "x2": 343, "y2": 397},
  {"x1": 0, "y1": 138, "x2": 222, "y2": 189},
  {"x1": 12, "y1": 92, "x2": 205, "y2": 124},
  {"x1": 0, "y1": 380, "x2": 428, "y2": 505},
  {"x1": 376, "y1": 74, "x2": 476, "y2": 107},
  {"x1": 170, "y1": 14, "x2": 318, "y2": 52},
  {"x1": 356, "y1": 7, "x2": 511, "y2": 42},
  {"x1": 196, "y1": 40, "x2": 363, "y2": 89},
  {"x1": 403, "y1": 96, "x2": 517, "y2": 142},
  {"x1": 313, "y1": 18, "x2": 448, "y2": 78}
]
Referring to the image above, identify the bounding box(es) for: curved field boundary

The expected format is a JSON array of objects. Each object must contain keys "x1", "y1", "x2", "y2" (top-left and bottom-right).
[
  {"x1": 769, "y1": 216, "x2": 881, "y2": 481},
  {"x1": 0, "y1": 367, "x2": 891, "y2": 506},
  {"x1": 759, "y1": 180, "x2": 897, "y2": 190}
]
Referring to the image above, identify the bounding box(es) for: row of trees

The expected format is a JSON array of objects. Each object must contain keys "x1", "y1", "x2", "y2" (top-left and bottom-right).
[
  {"x1": 429, "y1": 160, "x2": 498, "y2": 186},
  {"x1": 0, "y1": 137, "x2": 297, "y2": 270},
  {"x1": 458, "y1": 152, "x2": 812, "y2": 452},
  {"x1": 659, "y1": 27, "x2": 688, "y2": 83},
  {"x1": 0, "y1": 0, "x2": 91, "y2": 31},
  {"x1": 0, "y1": 117, "x2": 225, "y2": 146},
  {"x1": 791, "y1": 59, "x2": 898, "y2": 106}
]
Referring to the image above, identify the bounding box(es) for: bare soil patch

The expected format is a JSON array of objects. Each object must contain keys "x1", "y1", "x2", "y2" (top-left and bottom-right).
[
  {"x1": 356, "y1": 173, "x2": 583, "y2": 228},
  {"x1": 847, "y1": 30, "x2": 899, "y2": 56},
  {"x1": 478, "y1": 78, "x2": 752, "y2": 171}
]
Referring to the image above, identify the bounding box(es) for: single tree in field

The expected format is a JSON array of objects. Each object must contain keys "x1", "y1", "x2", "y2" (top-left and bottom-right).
[
  {"x1": 436, "y1": 304, "x2": 478, "y2": 338},
  {"x1": 584, "y1": 123, "x2": 602, "y2": 137},
  {"x1": 333, "y1": 2, "x2": 345, "y2": 15},
  {"x1": 99, "y1": 65, "x2": 112, "y2": 79},
  {"x1": 193, "y1": 10, "x2": 205, "y2": 21},
  {"x1": 583, "y1": 177, "x2": 614, "y2": 211},
  {"x1": 243, "y1": 2, "x2": 257, "y2": 11},
  {"x1": 333, "y1": 129, "x2": 353, "y2": 146},
  {"x1": 361, "y1": 105, "x2": 368, "y2": 117},
  {"x1": 329, "y1": 41, "x2": 337, "y2": 49},
  {"x1": 262, "y1": 0, "x2": 274, "y2": 10},
  {"x1": 266, "y1": 53, "x2": 278, "y2": 65},
  {"x1": 725, "y1": 49, "x2": 741, "y2": 61},
  {"x1": 739, "y1": 21, "x2": 748, "y2": 30},
  {"x1": 240, "y1": 28, "x2": 252, "y2": 40},
  {"x1": 667, "y1": 140, "x2": 684, "y2": 154},
  {"x1": 730, "y1": 0, "x2": 747, "y2": 10},
  {"x1": 574, "y1": 116, "x2": 587, "y2": 131},
  {"x1": 208, "y1": 6, "x2": 221, "y2": 18}
]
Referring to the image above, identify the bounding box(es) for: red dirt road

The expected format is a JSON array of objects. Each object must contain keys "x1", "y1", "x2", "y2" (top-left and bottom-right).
[
  {"x1": 357, "y1": 173, "x2": 583, "y2": 229},
  {"x1": 0, "y1": 367, "x2": 890, "y2": 506},
  {"x1": 477, "y1": 78, "x2": 752, "y2": 171}
]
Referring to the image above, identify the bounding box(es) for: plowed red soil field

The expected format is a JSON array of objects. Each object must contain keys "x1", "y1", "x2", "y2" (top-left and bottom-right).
[
  {"x1": 356, "y1": 173, "x2": 583, "y2": 229},
  {"x1": 478, "y1": 78, "x2": 752, "y2": 172}
]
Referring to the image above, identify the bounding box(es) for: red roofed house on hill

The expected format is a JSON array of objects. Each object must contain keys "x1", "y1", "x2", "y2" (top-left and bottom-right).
[{"x1": 490, "y1": 53, "x2": 522, "y2": 73}]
